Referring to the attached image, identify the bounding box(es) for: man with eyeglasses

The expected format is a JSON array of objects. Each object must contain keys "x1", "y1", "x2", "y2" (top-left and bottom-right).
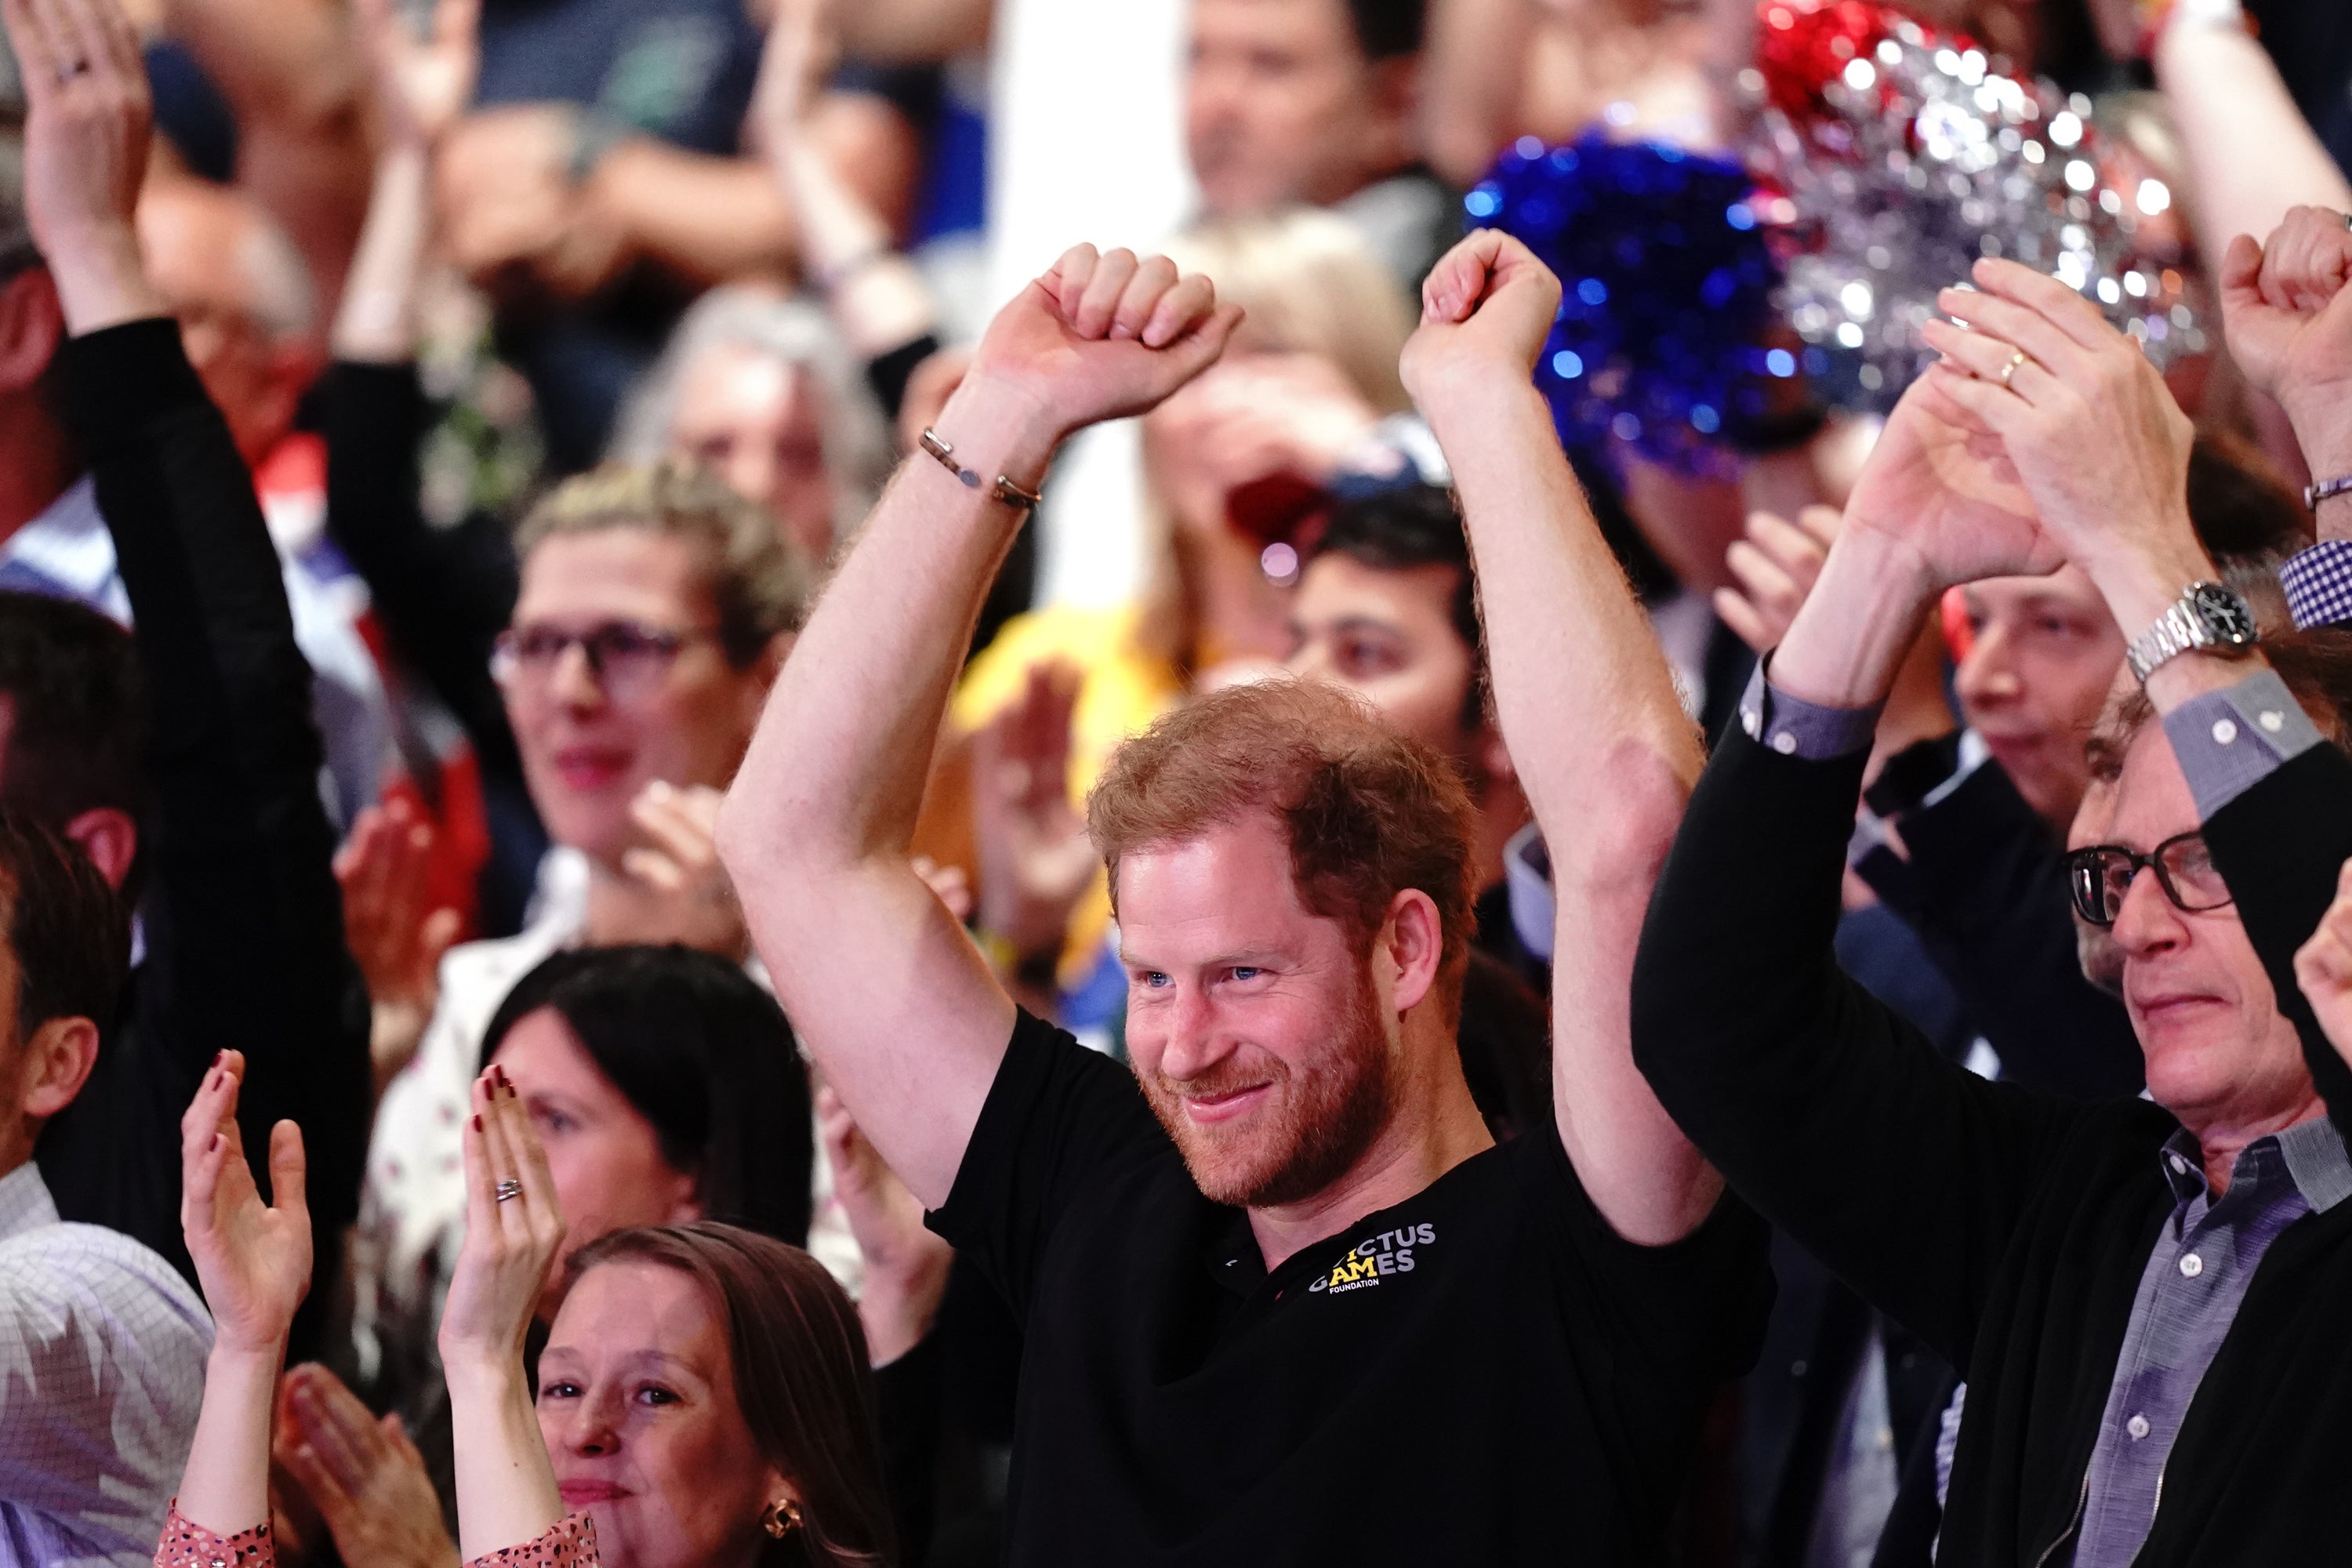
[{"x1": 1632, "y1": 247, "x2": 2352, "y2": 1565}]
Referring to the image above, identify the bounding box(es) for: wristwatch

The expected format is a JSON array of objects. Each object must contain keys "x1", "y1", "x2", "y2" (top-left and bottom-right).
[{"x1": 2124, "y1": 581, "x2": 2258, "y2": 684}]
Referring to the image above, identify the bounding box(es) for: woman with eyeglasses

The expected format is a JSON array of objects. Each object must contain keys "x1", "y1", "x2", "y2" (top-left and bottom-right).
[{"x1": 167, "y1": 1053, "x2": 896, "y2": 1568}]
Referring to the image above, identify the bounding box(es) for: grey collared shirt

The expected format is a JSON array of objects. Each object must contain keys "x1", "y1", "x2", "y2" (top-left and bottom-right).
[{"x1": 2071, "y1": 1120, "x2": 2352, "y2": 1565}]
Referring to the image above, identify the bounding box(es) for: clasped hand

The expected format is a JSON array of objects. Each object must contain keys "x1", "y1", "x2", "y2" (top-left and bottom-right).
[{"x1": 1909, "y1": 256, "x2": 2201, "y2": 601}]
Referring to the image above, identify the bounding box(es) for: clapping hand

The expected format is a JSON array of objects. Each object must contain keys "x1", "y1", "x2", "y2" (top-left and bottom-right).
[
  {"x1": 181, "y1": 1051, "x2": 312, "y2": 1355},
  {"x1": 819, "y1": 1086, "x2": 951, "y2": 1366},
  {"x1": 964, "y1": 245, "x2": 1243, "y2": 438},
  {"x1": 336, "y1": 798, "x2": 463, "y2": 1094},
  {"x1": 2296, "y1": 858, "x2": 2352, "y2": 1074},
  {"x1": 971, "y1": 661, "x2": 1095, "y2": 975},
  {"x1": 437, "y1": 1065, "x2": 566, "y2": 1376},
  {"x1": 276, "y1": 1364, "x2": 460, "y2": 1568},
  {"x1": 354, "y1": 0, "x2": 479, "y2": 151},
  {"x1": 1, "y1": 0, "x2": 162, "y2": 331},
  {"x1": 1715, "y1": 506, "x2": 1842, "y2": 654},
  {"x1": 1399, "y1": 229, "x2": 1563, "y2": 412},
  {"x1": 1920, "y1": 256, "x2": 2201, "y2": 609},
  {"x1": 610, "y1": 780, "x2": 751, "y2": 958}
]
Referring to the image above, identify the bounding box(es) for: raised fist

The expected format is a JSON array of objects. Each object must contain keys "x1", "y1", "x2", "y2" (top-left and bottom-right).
[
  {"x1": 963, "y1": 245, "x2": 1243, "y2": 439},
  {"x1": 1399, "y1": 229, "x2": 1563, "y2": 413},
  {"x1": 2220, "y1": 209, "x2": 2352, "y2": 439}
]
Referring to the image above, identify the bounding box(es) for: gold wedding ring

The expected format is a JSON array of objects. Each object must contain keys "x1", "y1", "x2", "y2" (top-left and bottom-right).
[{"x1": 1999, "y1": 349, "x2": 2029, "y2": 388}]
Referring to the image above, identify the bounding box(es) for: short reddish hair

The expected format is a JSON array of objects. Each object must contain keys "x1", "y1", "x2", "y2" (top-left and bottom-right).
[{"x1": 1087, "y1": 679, "x2": 1479, "y2": 1013}]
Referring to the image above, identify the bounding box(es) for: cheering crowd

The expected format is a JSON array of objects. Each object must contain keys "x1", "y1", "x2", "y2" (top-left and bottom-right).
[{"x1": 6, "y1": 0, "x2": 2352, "y2": 1563}]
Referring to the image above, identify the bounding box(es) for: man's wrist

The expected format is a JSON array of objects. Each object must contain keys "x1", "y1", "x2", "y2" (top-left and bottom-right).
[
  {"x1": 2083, "y1": 522, "x2": 2220, "y2": 643},
  {"x1": 1767, "y1": 525, "x2": 1938, "y2": 710},
  {"x1": 931, "y1": 372, "x2": 1065, "y2": 488}
]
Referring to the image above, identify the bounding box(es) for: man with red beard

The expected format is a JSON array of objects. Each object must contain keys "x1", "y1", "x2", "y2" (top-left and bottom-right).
[{"x1": 717, "y1": 230, "x2": 1769, "y2": 1564}]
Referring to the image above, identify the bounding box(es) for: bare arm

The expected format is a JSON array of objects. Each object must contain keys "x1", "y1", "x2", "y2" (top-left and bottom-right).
[
  {"x1": 585, "y1": 141, "x2": 799, "y2": 286},
  {"x1": 2155, "y1": 12, "x2": 2352, "y2": 290},
  {"x1": 830, "y1": 0, "x2": 989, "y2": 64},
  {"x1": 1418, "y1": 0, "x2": 1533, "y2": 187},
  {"x1": 1401, "y1": 230, "x2": 1716, "y2": 1245},
  {"x1": 750, "y1": 0, "x2": 935, "y2": 358},
  {"x1": 716, "y1": 247, "x2": 1240, "y2": 1207}
]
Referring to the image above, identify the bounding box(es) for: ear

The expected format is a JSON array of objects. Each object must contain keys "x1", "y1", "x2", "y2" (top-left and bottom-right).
[
  {"x1": 60, "y1": 808, "x2": 140, "y2": 892},
  {"x1": 0, "y1": 269, "x2": 65, "y2": 397},
  {"x1": 19, "y1": 1014, "x2": 101, "y2": 1123},
  {"x1": 1380, "y1": 887, "x2": 1445, "y2": 1015},
  {"x1": 664, "y1": 1163, "x2": 703, "y2": 1225}
]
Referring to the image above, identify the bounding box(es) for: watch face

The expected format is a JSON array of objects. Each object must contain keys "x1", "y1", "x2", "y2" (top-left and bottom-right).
[{"x1": 2190, "y1": 583, "x2": 2258, "y2": 647}]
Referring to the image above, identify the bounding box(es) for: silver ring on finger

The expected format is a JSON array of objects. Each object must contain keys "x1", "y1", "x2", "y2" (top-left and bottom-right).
[
  {"x1": 494, "y1": 1178, "x2": 523, "y2": 1203},
  {"x1": 1998, "y1": 349, "x2": 2031, "y2": 389}
]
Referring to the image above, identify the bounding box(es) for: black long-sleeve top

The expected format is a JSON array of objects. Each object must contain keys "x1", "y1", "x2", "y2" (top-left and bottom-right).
[
  {"x1": 34, "y1": 321, "x2": 372, "y2": 1352},
  {"x1": 1632, "y1": 712, "x2": 2352, "y2": 1565}
]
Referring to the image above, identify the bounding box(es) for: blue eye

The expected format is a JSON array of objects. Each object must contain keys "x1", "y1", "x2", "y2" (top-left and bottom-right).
[
  {"x1": 1230, "y1": 967, "x2": 1261, "y2": 982},
  {"x1": 1139, "y1": 971, "x2": 1171, "y2": 989}
]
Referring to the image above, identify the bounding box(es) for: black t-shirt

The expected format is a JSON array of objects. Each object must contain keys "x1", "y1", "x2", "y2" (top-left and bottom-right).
[{"x1": 927, "y1": 1011, "x2": 1772, "y2": 1566}]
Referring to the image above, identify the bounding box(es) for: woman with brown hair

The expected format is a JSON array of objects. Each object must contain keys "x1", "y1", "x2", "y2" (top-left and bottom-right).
[{"x1": 161, "y1": 1053, "x2": 896, "y2": 1568}]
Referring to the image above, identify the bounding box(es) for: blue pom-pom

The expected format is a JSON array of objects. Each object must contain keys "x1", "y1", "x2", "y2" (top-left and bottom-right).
[{"x1": 1470, "y1": 133, "x2": 1782, "y2": 477}]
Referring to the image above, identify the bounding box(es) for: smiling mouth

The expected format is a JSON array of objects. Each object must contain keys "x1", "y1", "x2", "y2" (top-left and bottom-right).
[
  {"x1": 557, "y1": 1481, "x2": 632, "y2": 1505},
  {"x1": 1180, "y1": 1082, "x2": 1272, "y2": 1125}
]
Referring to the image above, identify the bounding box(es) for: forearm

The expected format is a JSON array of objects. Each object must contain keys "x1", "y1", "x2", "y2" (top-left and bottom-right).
[
  {"x1": 1768, "y1": 526, "x2": 1939, "y2": 711},
  {"x1": 832, "y1": 0, "x2": 991, "y2": 64},
  {"x1": 588, "y1": 142, "x2": 797, "y2": 285},
  {"x1": 2156, "y1": 20, "x2": 2352, "y2": 285},
  {"x1": 727, "y1": 378, "x2": 1054, "y2": 873},
  {"x1": 445, "y1": 1361, "x2": 565, "y2": 1559},
  {"x1": 1425, "y1": 376, "x2": 1716, "y2": 1241},
  {"x1": 774, "y1": 134, "x2": 935, "y2": 358},
  {"x1": 335, "y1": 145, "x2": 433, "y2": 363},
  {"x1": 1428, "y1": 378, "x2": 1700, "y2": 870},
  {"x1": 173, "y1": 1343, "x2": 283, "y2": 1537}
]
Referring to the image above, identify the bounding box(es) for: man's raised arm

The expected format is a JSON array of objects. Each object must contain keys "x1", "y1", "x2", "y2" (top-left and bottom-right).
[
  {"x1": 715, "y1": 249, "x2": 1239, "y2": 1207},
  {"x1": 1398, "y1": 231, "x2": 1719, "y2": 1245}
]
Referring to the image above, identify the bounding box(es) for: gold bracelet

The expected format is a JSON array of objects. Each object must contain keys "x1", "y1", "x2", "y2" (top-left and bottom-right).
[{"x1": 918, "y1": 428, "x2": 1044, "y2": 511}]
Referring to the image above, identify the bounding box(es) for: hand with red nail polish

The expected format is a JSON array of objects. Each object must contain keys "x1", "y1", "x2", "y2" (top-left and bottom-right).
[{"x1": 179, "y1": 1049, "x2": 312, "y2": 1356}]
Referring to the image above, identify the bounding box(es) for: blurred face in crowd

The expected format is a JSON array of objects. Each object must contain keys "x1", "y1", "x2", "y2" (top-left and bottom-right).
[
  {"x1": 1954, "y1": 566, "x2": 2127, "y2": 828},
  {"x1": 668, "y1": 343, "x2": 837, "y2": 564},
  {"x1": 1186, "y1": 0, "x2": 1417, "y2": 215},
  {"x1": 1287, "y1": 553, "x2": 1486, "y2": 768},
  {"x1": 2071, "y1": 716, "x2": 2127, "y2": 998},
  {"x1": 503, "y1": 528, "x2": 775, "y2": 867},
  {"x1": 2100, "y1": 724, "x2": 2313, "y2": 1138},
  {"x1": 492, "y1": 1008, "x2": 698, "y2": 1313},
  {"x1": 136, "y1": 182, "x2": 316, "y2": 466},
  {"x1": 1119, "y1": 811, "x2": 1406, "y2": 1208},
  {"x1": 540, "y1": 1260, "x2": 788, "y2": 1568}
]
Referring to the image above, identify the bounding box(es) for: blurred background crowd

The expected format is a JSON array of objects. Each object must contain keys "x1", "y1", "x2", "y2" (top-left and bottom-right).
[{"x1": 5, "y1": 0, "x2": 2352, "y2": 1563}]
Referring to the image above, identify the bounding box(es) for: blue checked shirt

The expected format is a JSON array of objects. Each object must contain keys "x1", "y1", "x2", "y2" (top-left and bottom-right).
[{"x1": 2280, "y1": 540, "x2": 2352, "y2": 631}]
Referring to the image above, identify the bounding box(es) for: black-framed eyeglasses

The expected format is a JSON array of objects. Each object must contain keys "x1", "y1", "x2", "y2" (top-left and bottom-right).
[
  {"x1": 490, "y1": 622, "x2": 719, "y2": 702},
  {"x1": 2065, "y1": 831, "x2": 2234, "y2": 929}
]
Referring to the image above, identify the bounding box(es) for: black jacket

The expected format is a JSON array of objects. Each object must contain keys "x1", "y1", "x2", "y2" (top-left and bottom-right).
[
  {"x1": 34, "y1": 321, "x2": 372, "y2": 1356},
  {"x1": 1634, "y1": 717, "x2": 2352, "y2": 1565}
]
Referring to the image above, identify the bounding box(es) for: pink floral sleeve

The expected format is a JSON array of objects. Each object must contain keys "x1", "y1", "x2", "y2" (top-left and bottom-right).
[
  {"x1": 154, "y1": 1504, "x2": 272, "y2": 1568},
  {"x1": 154, "y1": 1505, "x2": 595, "y2": 1568},
  {"x1": 466, "y1": 1512, "x2": 599, "y2": 1567}
]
